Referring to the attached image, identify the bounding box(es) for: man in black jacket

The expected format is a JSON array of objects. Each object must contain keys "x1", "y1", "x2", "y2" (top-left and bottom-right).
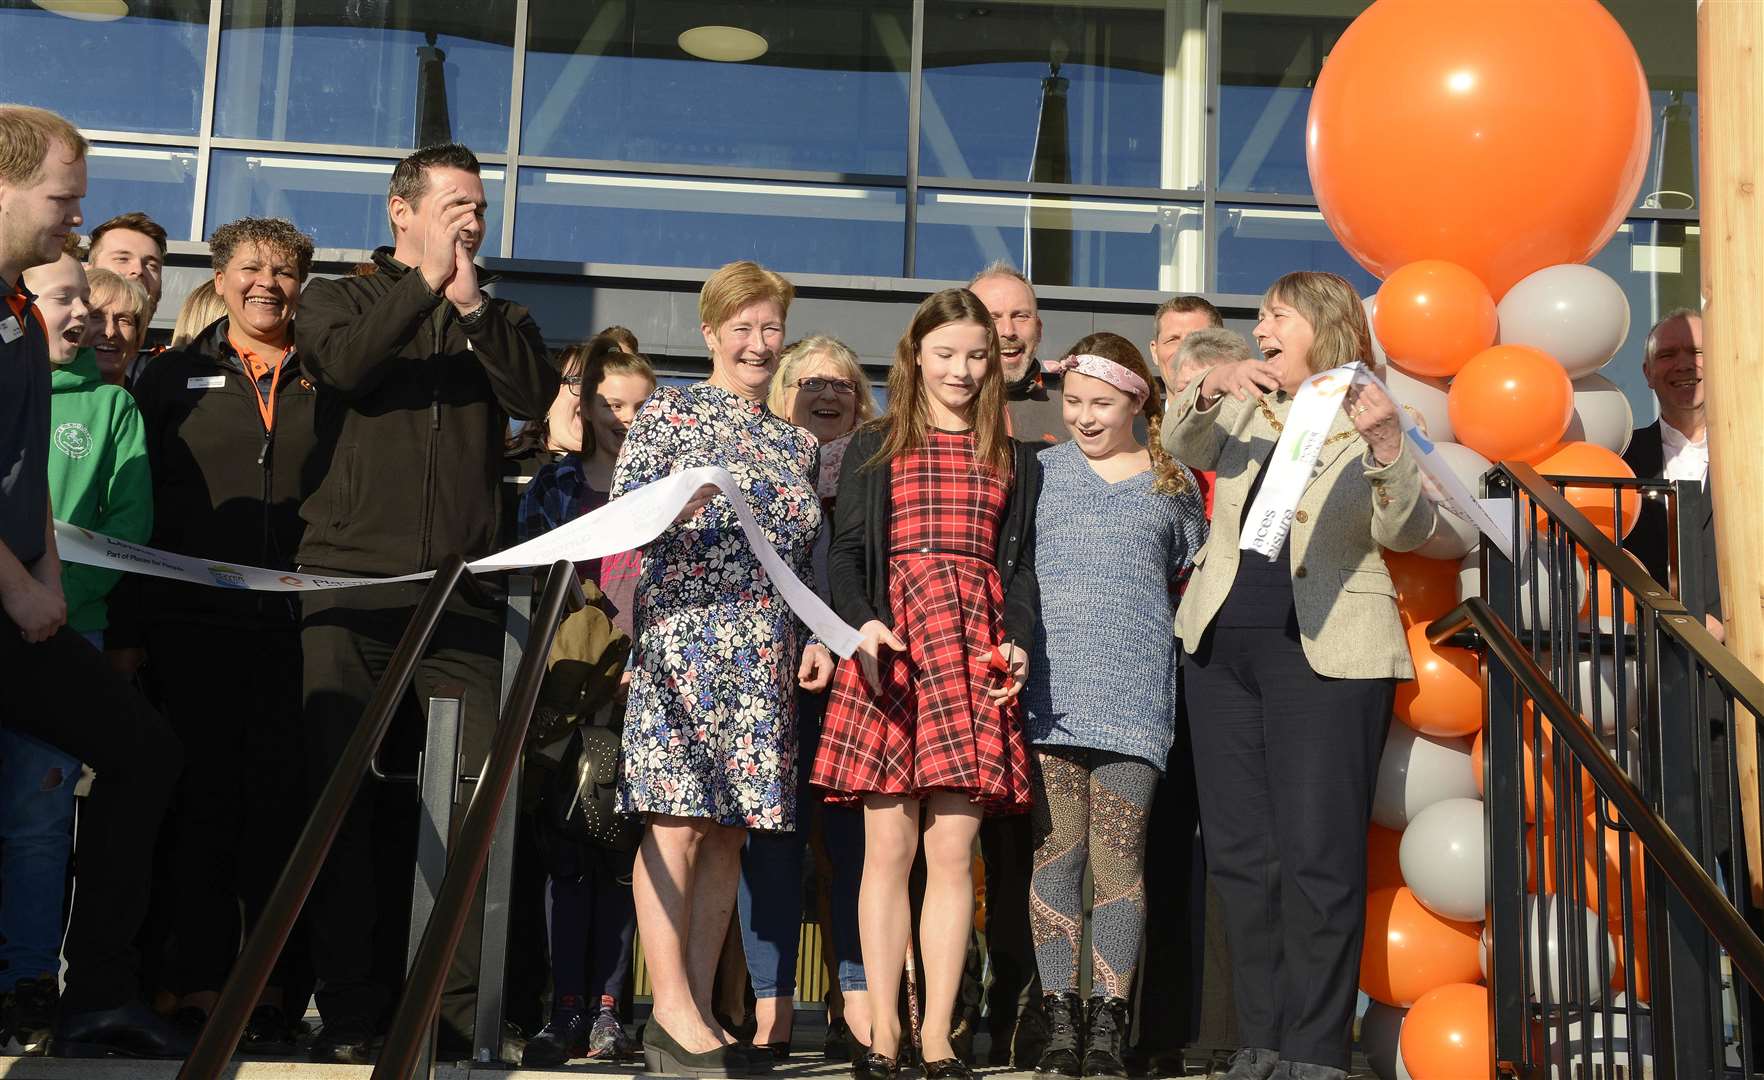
[{"x1": 293, "y1": 142, "x2": 556, "y2": 1064}]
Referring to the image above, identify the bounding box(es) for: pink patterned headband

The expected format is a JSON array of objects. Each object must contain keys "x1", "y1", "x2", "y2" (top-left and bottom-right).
[{"x1": 1046, "y1": 353, "x2": 1150, "y2": 402}]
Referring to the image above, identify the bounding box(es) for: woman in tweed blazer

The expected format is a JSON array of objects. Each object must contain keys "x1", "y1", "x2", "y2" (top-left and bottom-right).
[{"x1": 1161, "y1": 271, "x2": 1437, "y2": 1080}]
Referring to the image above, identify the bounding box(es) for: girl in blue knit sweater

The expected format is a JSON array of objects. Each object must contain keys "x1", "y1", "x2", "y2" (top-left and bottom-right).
[{"x1": 1020, "y1": 332, "x2": 1208, "y2": 1080}]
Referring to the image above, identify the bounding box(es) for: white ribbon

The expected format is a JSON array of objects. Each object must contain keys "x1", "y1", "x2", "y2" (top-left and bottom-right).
[
  {"x1": 54, "y1": 466, "x2": 863, "y2": 657},
  {"x1": 1235, "y1": 363, "x2": 1515, "y2": 562},
  {"x1": 1240, "y1": 368, "x2": 1357, "y2": 559}
]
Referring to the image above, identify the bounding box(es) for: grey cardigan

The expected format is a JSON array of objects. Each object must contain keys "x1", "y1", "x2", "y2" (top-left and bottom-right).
[{"x1": 1163, "y1": 380, "x2": 1437, "y2": 680}]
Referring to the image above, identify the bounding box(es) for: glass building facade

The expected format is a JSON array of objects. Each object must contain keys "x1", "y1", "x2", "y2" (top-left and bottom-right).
[{"x1": 0, "y1": 0, "x2": 1699, "y2": 412}]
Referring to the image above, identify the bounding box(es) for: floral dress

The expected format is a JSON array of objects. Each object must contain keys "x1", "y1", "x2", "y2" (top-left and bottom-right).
[{"x1": 612, "y1": 383, "x2": 822, "y2": 830}]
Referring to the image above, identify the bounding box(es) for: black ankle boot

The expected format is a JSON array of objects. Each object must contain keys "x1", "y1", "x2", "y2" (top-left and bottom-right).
[
  {"x1": 1080, "y1": 997, "x2": 1129, "y2": 1080},
  {"x1": 1033, "y1": 991, "x2": 1083, "y2": 1079}
]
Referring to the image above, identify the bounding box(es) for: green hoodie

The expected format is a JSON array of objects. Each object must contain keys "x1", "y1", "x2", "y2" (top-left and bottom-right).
[{"x1": 49, "y1": 347, "x2": 152, "y2": 633}]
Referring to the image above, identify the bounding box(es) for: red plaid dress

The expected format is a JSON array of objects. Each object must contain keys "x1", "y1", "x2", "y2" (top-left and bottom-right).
[{"x1": 811, "y1": 430, "x2": 1032, "y2": 812}]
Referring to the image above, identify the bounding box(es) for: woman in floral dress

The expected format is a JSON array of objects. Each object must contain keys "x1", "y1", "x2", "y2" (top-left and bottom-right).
[{"x1": 613, "y1": 260, "x2": 835, "y2": 1078}]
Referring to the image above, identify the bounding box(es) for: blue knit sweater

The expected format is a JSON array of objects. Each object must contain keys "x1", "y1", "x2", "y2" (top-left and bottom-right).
[{"x1": 1022, "y1": 441, "x2": 1209, "y2": 771}]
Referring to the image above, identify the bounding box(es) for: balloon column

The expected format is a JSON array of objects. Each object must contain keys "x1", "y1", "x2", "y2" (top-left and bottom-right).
[{"x1": 1305, "y1": 2, "x2": 1653, "y2": 1078}]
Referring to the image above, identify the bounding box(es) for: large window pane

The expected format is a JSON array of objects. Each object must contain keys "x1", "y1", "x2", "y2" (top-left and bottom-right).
[
  {"x1": 1213, "y1": 205, "x2": 1379, "y2": 297},
  {"x1": 1586, "y1": 218, "x2": 1700, "y2": 422},
  {"x1": 522, "y1": 0, "x2": 909, "y2": 174},
  {"x1": 205, "y1": 151, "x2": 506, "y2": 252},
  {"x1": 920, "y1": 0, "x2": 1192, "y2": 191},
  {"x1": 1217, "y1": 1, "x2": 1362, "y2": 196},
  {"x1": 85, "y1": 145, "x2": 199, "y2": 243},
  {"x1": 513, "y1": 169, "x2": 904, "y2": 276},
  {"x1": 0, "y1": 1, "x2": 207, "y2": 136},
  {"x1": 1606, "y1": 1, "x2": 1698, "y2": 211},
  {"x1": 215, "y1": 0, "x2": 516, "y2": 150},
  {"x1": 916, "y1": 190, "x2": 1200, "y2": 290}
]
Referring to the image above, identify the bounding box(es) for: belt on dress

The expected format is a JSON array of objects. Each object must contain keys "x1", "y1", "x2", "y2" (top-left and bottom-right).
[{"x1": 888, "y1": 546, "x2": 992, "y2": 561}]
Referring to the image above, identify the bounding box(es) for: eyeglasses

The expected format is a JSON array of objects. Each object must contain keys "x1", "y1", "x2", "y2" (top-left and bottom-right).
[
  {"x1": 561, "y1": 374, "x2": 583, "y2": 396},
  {"x1": 796, "y1": 377, "x2": 858, "y2": 396}
]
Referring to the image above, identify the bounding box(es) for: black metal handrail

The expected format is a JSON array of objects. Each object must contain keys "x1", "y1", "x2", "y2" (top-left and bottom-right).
[
  {"x1": 179, "y1": 556, "x2": 483, "y2": 1080},
  {"x1": 1432, "y1": 598, "x2": 1764, "y2": 997},
  {"x1": 1505, "y1": 462, "x2": 1763, "y2": 708},
  {"x1": 373, "y1": 561, "x2": 585, "y2": 1079}
]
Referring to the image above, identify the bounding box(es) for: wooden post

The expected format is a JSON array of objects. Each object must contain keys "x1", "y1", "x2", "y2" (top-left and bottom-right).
[{"x1": 1698, "y1": 0, "x2": 1764, "y2": 904}]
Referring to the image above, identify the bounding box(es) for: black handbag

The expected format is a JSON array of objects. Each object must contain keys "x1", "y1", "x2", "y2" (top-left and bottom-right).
[{"x1": 547, "y1": 723, "x2": 643, "y2": 852}]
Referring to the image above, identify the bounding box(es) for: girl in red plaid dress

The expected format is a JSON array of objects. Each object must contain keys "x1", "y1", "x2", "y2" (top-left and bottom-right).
[{"x1": 813, "y1": 288, "x2": 1043, "y2": 1080}]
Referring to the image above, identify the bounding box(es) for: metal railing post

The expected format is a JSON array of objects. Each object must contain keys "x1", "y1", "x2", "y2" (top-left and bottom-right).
[
  {"x1": 472, "y1": 571, "x2": 533, "y2": 1064},
  {"x1": 374, "y1": 562, "x2": 583, "y2": 1080},
  {"x1": 1481, "y1": 526, "x2": 1528, "y2": 1078},
  {"x1": 404, "y1": 695, "x2": 462, "y2": 1080},
  {"x1": 178, "y1": 557, "x2": 473, "y2": 1080}
]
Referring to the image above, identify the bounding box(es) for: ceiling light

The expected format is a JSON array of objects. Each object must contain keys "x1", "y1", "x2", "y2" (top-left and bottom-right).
[
  {"x1": 32, "y1": 0, "x2": 127, "y2": 21},
  {"x1": 678, "y1": 25, "x2": 767, "y2": 63}
]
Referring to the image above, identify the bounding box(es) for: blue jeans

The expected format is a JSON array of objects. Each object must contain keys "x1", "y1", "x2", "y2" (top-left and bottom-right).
[
  {"x1": 0, "y1": 631, "x2": 95, "y2": 983},
  {"x1": 737, "y1": 689, "x2": 867, "y2": 998}
]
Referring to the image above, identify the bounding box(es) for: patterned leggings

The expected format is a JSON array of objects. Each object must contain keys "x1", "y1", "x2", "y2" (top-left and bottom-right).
[{"x1": 1029, "y1": 748, "x2": 1158, "y2": 999}]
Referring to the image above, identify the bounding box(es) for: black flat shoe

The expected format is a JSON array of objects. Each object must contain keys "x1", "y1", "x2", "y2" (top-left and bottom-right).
[
  {"x1": 852, "y1": 1050, "x2": 900, "y2": 1080},
  {"x1": 923, "y1": 1057, "x2": 975, "y2": 1080},
  {"x1": 643, "y1": 1018, "x2": 745, "y2": 1077},
  {"x1": 308, "y1": 1019, "x2": 382, "y2": 1065},
  {"x1": 242, "y1": 1004, "x2": 295, "y2": 1056},
  {"x1": 50, "y1": 1000, "x2": 195, "y2": 1059}
]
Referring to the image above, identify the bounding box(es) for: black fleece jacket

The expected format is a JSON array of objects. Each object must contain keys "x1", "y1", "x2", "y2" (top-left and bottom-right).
[
  {"x1": 294, "y1": 248, "x2": 556, "y2": 575},
  {"x1": 826, "y1": 425, "x2": 1042, "y2": 648}
]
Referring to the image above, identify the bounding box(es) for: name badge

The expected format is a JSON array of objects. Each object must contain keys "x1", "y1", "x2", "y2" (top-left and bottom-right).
[
  {"x1": 0, "y1": 315, "x2": 20, "y2": 344},
  {"x1": 187, "y1": 375, "x2": 227, "y2": 389}
]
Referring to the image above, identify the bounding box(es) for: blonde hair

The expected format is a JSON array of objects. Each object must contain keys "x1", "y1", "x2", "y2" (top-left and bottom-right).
[
  {"x1": 170, "y1": 280, "x2": 228, "y2": 349},
  {"x1": 0, "y1": 105, "x2": 87, "y2": 186},
  {"x1": 767, "y1": 335, "x2": 877, "y2": 428},
  {"x1": 1262, "y1": 271, "x2": 1376, "y2": 375},
  {"x1": 699, "y1": 260, "x2": 794, "y2": 332},
  {"x1": 866, "y1": 288, "x2": 1012, "y2": 480},
  {"x1": 1062, "y1": 332, "x2": 1192, "y2": 497},
  {"x1": 86, "y1": 267, "x2": 151, "y2": 347}
]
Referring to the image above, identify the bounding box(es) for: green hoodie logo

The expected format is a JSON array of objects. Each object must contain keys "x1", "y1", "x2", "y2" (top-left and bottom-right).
[{"x1": 53, "y1": 421, "x2": 93, "y2": 460}]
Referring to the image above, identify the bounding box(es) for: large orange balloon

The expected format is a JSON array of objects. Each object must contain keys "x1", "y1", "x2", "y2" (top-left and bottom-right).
[
  {"x1": 1525, "y1": 823, "x2": 1640, "y2": 925},
  {"x1": 1384, "y1": 550, "x2": 1462, "y2": 628},
  {"x1": 1308, "y1": 0, "x2": 1650, "y2": 299},
  {"x1": 1400, "y1": 983, "x2": 1490, "y2": 1080},
  {"x1": 1360, "y1": 886, "x2": 1483, "y2": 1007},
  {"x1": 1448, "y1": 345, "x2": 1575, "y2": 463},
  {"x1": 1535, "y1": 441, "x2": 1641, "y2": 540},
  {"x1": 1374, "y1": 261, "x2": 1498, "y2": 378},
  {"x1": 1368, "y1": 823, "x2": 1407, "y2": 893},
  {"x1": 1394, "y1": 621, "x2": 1482, "y2": 737},
  {"x1": 1477, "y1": 714, "x2": 1597, "y2": 825}
]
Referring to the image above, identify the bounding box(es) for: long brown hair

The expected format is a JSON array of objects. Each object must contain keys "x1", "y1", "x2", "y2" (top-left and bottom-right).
[
  {"x1": 575, "y1": 336, "x2": 657, "y2": 456},
  {"x1": 1060, "y1": 332, "x2": 1192, "y2": 496},
  {"x1": 866, "y1": 288, "x2": 1012, "y2": 478},
  {"x1": 1263, "y1": 270, "x2": 1376, "y2": 375}
]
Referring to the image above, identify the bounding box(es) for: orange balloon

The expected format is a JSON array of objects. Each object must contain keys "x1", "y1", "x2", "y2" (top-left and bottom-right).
[
  {"x1": 1471, "y1": 728, "x2": 1484, "y2": 794},
  {"x1": 1448, "y1": 345, "x2": 1575, "y2": 463},
  {"x1": 1400, "y1": 983, "x2": 1490, "y2": 1080},
  {"x1": 1384, "y1": 549, "x2": 1462, "y2": 628},
  {"x1": 1394, "y1": 621, "x2": 1482, "y2": 737},
  {"x1": 1360, "y1": 886, "x2": 1483, "y2": 1007},
  {"x1": 1580, "y1": 562, "x2": 1640, "y2": 627},
  {"x1": 1525, "y1": 824, "x2": 1638, "y2": 925},
  {"x1": 1482, "y1": 712, "x2": 1597, "y2": 825},
  {"x1": 1535, "y1": 441, "x2": 1641, "y2": 540},
  {"x1": 1307, "y1": 0, "x2": 1649, "y2": 299},
  {"x1": 1374, "y1": 261, "x2": 1498, "y2": 378},
  {"x1": 1368, "y1": 823, "x2": 1407, "y2": 894}
]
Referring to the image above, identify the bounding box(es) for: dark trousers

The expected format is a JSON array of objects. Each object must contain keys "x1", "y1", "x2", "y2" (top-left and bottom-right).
[
  {"x1": 548, "y1": 847, "x2": 637, "y2": 1007},
  {"x1": 300, "y1": 578, "x2": 503, "y2": 1043},
  {"x1": 0, "y1": 619, "x2": 182, "y2": 1013},
  {"x1": 1135, "y1": 685, "x2": 1237, "y2": 1055},
  {"x1": 148, "y1": 621, "x2": 306, "y2": 996},
  {"x1": 1183, "y1": 627, "x2": 1392, "y2": 1071},
  {"x1": 979, "y1": 813, "x2": 1039, "y2": 1061}
]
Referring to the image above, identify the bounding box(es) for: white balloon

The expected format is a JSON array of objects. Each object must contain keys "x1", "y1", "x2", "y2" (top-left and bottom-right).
[
  {"x1": 1360, "y1": 1001, "x2": 1414, "y2": 1080},
  {"x1": 1565, "y1": 373, "x2": 1636, "y2": 455},
  {"x1": 1487, "y1": 531, "x2": 1591, "y2": 631},
  {"x1": 1384, "y1": 365, "x2": 1454, "y2": 445},
  {"x1": 1372, "y1": 723, "x2": 1479, "y2": 830},
  {"x1": 1519, "y1": 894, "x2": 1617, "y2": 1005},
  {"x1": 1399, "y1": 797, "x2": 1487, "y2": 922},
  {"x1": 1414, "y1": 442, "x2": 1494, "y2": 560},
  {"x1": 1538, "y1": 652, "x2": 1640, "y2": 734},
  {"x1": 1364, "y1": 296, "x2": 1389, "y2": 370},
  {"x1": 1497, "y1": 264, "x2": 1632, "y2": 379}
]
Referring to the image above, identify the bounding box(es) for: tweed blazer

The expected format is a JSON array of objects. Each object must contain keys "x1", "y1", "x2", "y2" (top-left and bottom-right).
[{"x1": 1163, "y1": 379, "x2": 1437, "y2": 680}]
